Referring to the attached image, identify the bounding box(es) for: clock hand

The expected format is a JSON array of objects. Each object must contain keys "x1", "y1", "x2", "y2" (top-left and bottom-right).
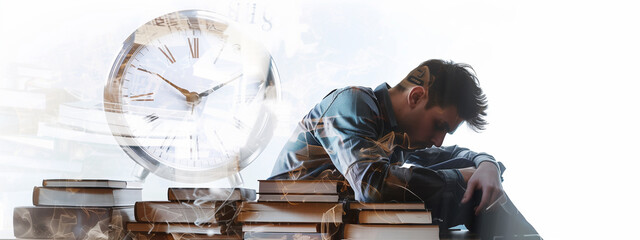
[
  {"x1": 198, "y1": 72, "x2": 243, "y2": 98},
  {"x1": 137, "y1": 67, "x2": 201, "y2": 105}
]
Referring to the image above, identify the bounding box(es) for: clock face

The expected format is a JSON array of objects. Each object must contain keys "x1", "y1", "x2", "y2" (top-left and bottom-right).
[{"x1": 104, "y1": 10, "x2": 280, "y2": 182}]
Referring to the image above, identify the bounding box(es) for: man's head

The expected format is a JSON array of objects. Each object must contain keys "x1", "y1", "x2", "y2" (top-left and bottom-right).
[{"x1": 391, "y1": 59, "x2": 488, "y2": 148}]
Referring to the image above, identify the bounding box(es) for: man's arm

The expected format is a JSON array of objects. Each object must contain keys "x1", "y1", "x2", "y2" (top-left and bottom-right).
[
  {"x1": 407, "y1": 146, "x2": 504, "y2": 215},
  {"x1": 306, "y1": 88, "x2": 452, "y2": 202},
  {"x1": 406, "y1": 145, "x2": 500, "y2": 170}
]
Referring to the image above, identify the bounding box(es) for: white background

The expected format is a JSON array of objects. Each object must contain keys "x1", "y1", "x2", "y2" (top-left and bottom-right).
[{"x1": 1, "y1": 0, "x2": 639, "y2": 239}]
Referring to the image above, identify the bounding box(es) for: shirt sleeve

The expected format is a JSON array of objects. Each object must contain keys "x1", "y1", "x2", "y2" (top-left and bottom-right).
[
  {"x1": 406, "y1": 145, "x2": 498, "y2": 169},
  {"x1": 307, "y1": 88, "x2": 448, "y2": 202}
]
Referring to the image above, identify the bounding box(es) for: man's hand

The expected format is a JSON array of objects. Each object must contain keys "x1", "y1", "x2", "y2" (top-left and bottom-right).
[
  {"x1": 460, "y1": 161, "x2": 504, "y2": 215},
  {"x1": 458, "y1": 167, "x2": 476, "y2": 182}
]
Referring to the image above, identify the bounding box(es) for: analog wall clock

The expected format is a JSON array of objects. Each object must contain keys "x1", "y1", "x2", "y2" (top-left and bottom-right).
[{"x1": 104, "y1": 10, "x2": 280, "y2": 183}]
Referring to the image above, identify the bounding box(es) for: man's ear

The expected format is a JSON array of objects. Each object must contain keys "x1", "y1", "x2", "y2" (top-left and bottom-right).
[{"x1": 407, "y1": 86, "x2": 428, "y2": 109}]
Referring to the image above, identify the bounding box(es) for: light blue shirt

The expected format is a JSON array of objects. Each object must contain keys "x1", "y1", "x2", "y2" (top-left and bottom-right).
[{"x1": 270, "y1": 83, "x2": 497, "y2": 202}]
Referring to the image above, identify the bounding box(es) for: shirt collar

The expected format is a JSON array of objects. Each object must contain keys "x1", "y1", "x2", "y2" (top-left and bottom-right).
[{"x1": 374, "y1": 83, "x2": 399, "y2": 131}]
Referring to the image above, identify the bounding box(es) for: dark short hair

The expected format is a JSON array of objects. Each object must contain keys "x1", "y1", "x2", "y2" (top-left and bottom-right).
[{"x1": 395, "y1": 59, "x2": 488, "y2": 131}]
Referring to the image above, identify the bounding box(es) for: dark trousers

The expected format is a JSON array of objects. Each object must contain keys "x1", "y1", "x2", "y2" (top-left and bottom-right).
[{"x1": 424, "y1": 158, "x2": 541, "y2": 240}]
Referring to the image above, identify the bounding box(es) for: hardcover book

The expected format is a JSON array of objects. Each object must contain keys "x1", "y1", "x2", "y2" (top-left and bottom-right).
[
  {"x1": 237, "y1": 202, "x2": 343, "y2": 223},
  {"x1": 131, "y1": 232, "x2": 242, "y2": 240},
  {"x1": 126, "y1": 222, "x2": 240, "y2": 235},
  {"x1": 168, "y1": 188, "x2": 256, "y2": 202},
  {"x1": 241, "y1": 223, "x2": 320, "y2": 233},
  {"x1": 42, "y1": 179, "x2": 143, "y2": 189},
  {"x1": 343, "y1": 224, "x2": 439, "y2": 240},
  {"x1": 357, "y1": 210, "x2": 432, "y2": 224},
  {"x1": 32, "y1": 186, "x2": 142, "y2": 207},
  {"x1": 243, "y1": 231, "x2": 324, "y2": 240},
  {"x1": 13, "y1": 206, "x2": 133, "y2": 240},
  {"x1": 135, "y1": 201, "x2": 238, "y2": 224},
  {"x1": 347, "y1": 201, "x2": 426, "y2": 210},
  {"x1": 257, "y1": 193, "x2": 339, "y2": 203},
  {"x1": 257, "y1": 180, "x2": 345, "y2": 195}
]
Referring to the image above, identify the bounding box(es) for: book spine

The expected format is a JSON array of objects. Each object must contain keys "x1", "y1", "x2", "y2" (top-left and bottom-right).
[{"x1": 31, "y1": 186, "x2": 39, "y2": 206}]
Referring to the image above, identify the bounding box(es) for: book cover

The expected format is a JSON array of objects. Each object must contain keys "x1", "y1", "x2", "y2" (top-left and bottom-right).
[
  {"x1": 242, "y1": 223, "x2": 319, "y2": 233},
  {"x1": 126, "y1": 222, "x2": 240, "y2": 235},
  {"x1": 32, "y1": 186, "x2": 142, "y2": 207},
  {"x1": 238, "y1": 202, "x2": 343, "y2": 223},
  {"x1": 13, "y1": 206, "x2": 131, "y2": 239},
  {"x1": 258, "y1": 180, "x2": 346, "y2": 195},
  {"x1": 358, "y1": 210, "x2": 432, "y2": 224},
  {"x1": 243, "y1": 231, "x2": 324, "y2": 240},
  {"x1": 347, "y1": 202, "x2": 426, "y2": 210},
  {"x1": 168, "y1": 188, "x2": 256, "y2": 202},
  {"x1": 43, "y1": 179, "x2": 143, "y2": 189},
  {"x1": 135, "y1": 201, "x2": 238, "y2": 224},
  {"x1": 343, "y1": 224, "x2": 439, "y2": 240},
  {"x1": 131, "y1": 232, "x2": 242, "y2": 240},
  {"x1": 257, "y1": 193, "x2": 339, "y2": 203}
]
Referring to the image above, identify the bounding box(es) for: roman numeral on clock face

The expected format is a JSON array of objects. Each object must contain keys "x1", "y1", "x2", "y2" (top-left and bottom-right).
[
  {"x1": 158, "y1": 45, "x2": 176, "y2": 64},
  {"x1": 129, "y1": 92, "x2": 155, "y2": 101},
  {"x1": 188, "y1": 38, "x2": 199, "y2": 58},
  {"x1": 144, "y1": 113, "x2": 159, "y2": 123}
]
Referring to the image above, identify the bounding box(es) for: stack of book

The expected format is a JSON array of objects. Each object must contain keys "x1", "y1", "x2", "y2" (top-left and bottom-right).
[
  {"x1": 13, "y1": 179, "x2": 141, "y2": 239},
  {"x1": 342, "y1": 201, "x2": 439, "y2": 240},
  {"x1": 239, "y1": 180, "x2": 347, "y2": 240},
  {"x1": 128, "y1": 187, "x2": 256, "y2": 240}
]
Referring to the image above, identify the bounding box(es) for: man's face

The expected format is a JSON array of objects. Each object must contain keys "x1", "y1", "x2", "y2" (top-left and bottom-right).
[{"x1": 403, "y1": 104, "x2": 463, "y2": 149}]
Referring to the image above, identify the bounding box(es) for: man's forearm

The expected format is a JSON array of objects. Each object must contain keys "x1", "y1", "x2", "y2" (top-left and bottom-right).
[
  {"x1": 345, "y1": 161, "x2": 446, "y2": 202},
  {"x1": 405, "y1": 145, "x2": 497, "y2": 169}
]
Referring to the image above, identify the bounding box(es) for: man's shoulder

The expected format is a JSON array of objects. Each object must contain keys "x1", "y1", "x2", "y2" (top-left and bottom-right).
[
  {"x1": 314, "y1": 85, "x2": 382, "y2": 119},
  {"x1": 325, "y1": 86, "x2": 377, "y2": 103}
]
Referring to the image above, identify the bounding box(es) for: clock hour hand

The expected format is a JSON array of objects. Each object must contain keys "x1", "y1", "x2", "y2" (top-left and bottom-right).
[
  {"x1": 138, "y1": 68, "x2": 201, "y2": 104},
  {"x1": 198, "y1": 73, "x2": 242, "y2": 98}
]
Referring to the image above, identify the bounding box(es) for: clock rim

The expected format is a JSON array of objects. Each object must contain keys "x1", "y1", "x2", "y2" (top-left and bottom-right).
[{"x1": 103, "y1": 9, "x2": 281, "y2": 183}]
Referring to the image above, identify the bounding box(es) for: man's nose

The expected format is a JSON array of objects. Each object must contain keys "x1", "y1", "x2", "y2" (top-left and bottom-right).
[{"x1": 431, "y1": 132, "x2": 446, "y2": 147}]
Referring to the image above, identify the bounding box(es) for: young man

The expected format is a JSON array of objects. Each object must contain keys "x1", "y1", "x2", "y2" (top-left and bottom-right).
[{"x1": 269, "y1": 59, "x2": 540, "y2": 239}]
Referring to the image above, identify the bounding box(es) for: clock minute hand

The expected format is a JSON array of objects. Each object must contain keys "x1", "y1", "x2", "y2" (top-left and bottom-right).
[
  {"x1": 138, "y1": 68, "x2": 200, "y2": 104},
  {"x1": 138, "y1": 68, "x2": 191, "y2": 95},
  {"x1": 198, "y1": 73, "x2": 243, "y2": 98}
]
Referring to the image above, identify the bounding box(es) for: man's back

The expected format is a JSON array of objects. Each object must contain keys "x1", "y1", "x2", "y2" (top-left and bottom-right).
[{"x1": 270, "y1": 85, "x2": 396, "y2": 181}]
